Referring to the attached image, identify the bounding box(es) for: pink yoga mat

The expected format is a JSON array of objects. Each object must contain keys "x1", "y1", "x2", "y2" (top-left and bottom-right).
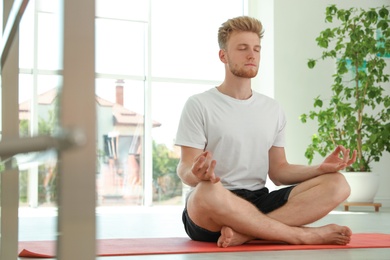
[{"x1": 18, "y1": 233, "x2": 390, "y2": 258}]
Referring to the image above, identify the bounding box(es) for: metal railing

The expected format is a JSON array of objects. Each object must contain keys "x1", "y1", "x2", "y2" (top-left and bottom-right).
[{"x1": 0, "y1": 129, "x2": 85, "y2": 159}]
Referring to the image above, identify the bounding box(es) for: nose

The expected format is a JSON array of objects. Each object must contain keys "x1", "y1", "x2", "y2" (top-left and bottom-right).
[
  {"x1": 247, "y1": 50, "x2": 256, "y2": 60},
  {"x1": 247, "y1": 52, "x2": 255, "y2": 60}
]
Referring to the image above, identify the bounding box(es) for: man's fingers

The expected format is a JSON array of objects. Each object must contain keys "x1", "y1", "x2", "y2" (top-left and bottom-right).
[
  {"x1": 209, "y1": 159, "x2": 216, "y2": 171},
  {"x1": 347, "y1": 150, "x2": 357, "y2": 165},
  {"x1": 204, "y1": 160, "x2": 217, "y2": 180},
  {"x1": 210, "y1": 176, "x2": 221, "y2": 184},
  {"x1": 336, "y1": 146, "x2": 352, "y2": 162},
  {"x1": 192, "y1": 155, "x2": 205, "y2": 174},
  {"x1": 333, "y1": 145, "x2": 342, "y2": 155},
  {"x1": 343, "y1": 149, "x2": 350, "y2": 163},
  {"x1": 338, "y1": 162, "x2": 347, "y2": 170},
  {"x1": 192, "y1": 152, "x2": 218, "y2": 182},
  {"x1": 191, "y1": 150, "x2": 218, "y2": 183},
  {"x1": 196, "y1": 151, "x2": 211, "y2": 170}
]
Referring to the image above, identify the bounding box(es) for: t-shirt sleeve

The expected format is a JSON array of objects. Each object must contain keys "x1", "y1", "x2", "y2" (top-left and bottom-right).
[
  {"x1": 175, "y1": 97, "x2": 207, "y2": 150},
  {"x1": 273, "y1": 106, "x2": 287, "y2": 147}
]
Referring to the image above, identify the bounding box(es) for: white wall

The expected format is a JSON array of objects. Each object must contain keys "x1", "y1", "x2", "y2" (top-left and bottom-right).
[
  {"x1": 251, "y1": 0, "x2": 390, "y2": 206},
  {"x1": 248, "y1": 0, "x2": 275, "y2": 98}
]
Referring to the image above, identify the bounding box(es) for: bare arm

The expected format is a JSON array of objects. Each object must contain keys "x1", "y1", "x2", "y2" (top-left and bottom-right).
[
  {"x1": 268, "y1": 145, "x2": 357, "y2": 186},
  {"x1": 176, "y1": 146, "x2": 220, "y2": 187}
]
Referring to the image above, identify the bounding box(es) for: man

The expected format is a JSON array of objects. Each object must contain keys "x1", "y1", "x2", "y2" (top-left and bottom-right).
[{"x1": 175, "y1": 16, "x2": 356, "y2": 248}]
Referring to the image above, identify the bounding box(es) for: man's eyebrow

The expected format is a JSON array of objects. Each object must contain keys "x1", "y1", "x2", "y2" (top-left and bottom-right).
[
  {"x1": 237, "y1": 43, "x2": 261, "y2": 48},
  {"x1": 236, "y1": 44, "x2": 261, "y2": 51}
]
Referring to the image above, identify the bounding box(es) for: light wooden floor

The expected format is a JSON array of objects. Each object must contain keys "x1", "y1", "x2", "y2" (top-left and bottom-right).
[{"x1": 18, "y1": 205, "x2": 390, "y2": 260}]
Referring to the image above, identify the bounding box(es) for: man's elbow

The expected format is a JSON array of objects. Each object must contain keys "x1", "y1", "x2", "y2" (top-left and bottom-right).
[
  {"x1": 176, "y1": 166, "x2": 185, "y2": 183},
  {"x1": 268, "y1": 171, "x2": 284, "y2": 186},
  {"x1": 270, "y1": 178, "x2": 283, "y2": 186}
]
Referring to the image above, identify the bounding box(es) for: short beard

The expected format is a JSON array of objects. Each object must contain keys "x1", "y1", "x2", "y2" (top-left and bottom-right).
[{"x1": 228, "y1": 60, "x2": 258, "y2": 78}]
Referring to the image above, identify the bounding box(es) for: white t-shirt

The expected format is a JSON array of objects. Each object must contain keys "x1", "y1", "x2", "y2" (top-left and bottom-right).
[{"x1": 175, "y1": 87, "x2": 286, "y2": 191}]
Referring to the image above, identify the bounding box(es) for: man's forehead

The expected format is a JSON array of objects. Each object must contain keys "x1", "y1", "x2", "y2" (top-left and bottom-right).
[{"x1": 227, "y1": 31, "x2": 261, "y2": 47}]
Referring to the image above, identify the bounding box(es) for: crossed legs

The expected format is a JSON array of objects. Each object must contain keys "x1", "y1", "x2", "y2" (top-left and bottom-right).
[
  {"x1": 267, "y1": 172, "x2": 351, "y2": 226},
  {"x1": 186, "y1": 173, "x2": 352, "y2": 247}
]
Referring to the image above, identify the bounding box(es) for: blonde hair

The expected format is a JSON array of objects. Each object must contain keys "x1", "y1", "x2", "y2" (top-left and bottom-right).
[{"x1": 218, "y1": 16, "x2": 264, "y2": 49}]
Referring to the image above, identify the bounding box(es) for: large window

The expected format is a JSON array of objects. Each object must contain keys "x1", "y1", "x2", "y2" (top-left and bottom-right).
[{"x1": 17, "y1": 0, "x2": 247, "y2": 210}]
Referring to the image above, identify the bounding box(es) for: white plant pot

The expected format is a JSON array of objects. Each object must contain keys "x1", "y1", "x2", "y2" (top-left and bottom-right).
[{"x1": 342, "y1": 172, "x2": 380, "y2": 203}]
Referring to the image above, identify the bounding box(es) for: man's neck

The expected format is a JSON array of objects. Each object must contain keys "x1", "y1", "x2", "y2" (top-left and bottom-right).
[{"x1": 217, "y1": 79, "x2": 252, "y2": 100}]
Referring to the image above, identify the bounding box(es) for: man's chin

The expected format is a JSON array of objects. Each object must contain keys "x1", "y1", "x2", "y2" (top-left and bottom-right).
[
  {"x1": 242, "y1": 72, "x2": 258, "y2": 78},
  {"x1": 234, "y1": 72, "x2": 258, "y2": 79}
]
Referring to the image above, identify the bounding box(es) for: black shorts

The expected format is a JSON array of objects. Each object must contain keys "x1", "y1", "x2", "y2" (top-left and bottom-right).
[{"x1": 182, "y1": 186, "x2": 295, "y2": 242}]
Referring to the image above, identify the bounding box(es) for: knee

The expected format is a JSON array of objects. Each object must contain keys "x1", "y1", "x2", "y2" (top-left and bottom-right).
[
  {"x1": 327, "y1": 173, "x2": 351, "y2": 202},
  {"x1": 189, "y1": 181, "x2": 228, "y2": 211}
]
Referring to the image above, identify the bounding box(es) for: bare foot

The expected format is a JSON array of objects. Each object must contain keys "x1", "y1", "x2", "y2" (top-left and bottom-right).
[
  {"x1": 300, "y1": 224, "x2": 352, "y2": 245},
  {"x1": 217, "y1": 226, "x2": 253, "y2": 248}
]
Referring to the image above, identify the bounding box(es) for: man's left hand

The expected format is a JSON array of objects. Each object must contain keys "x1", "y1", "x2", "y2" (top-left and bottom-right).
[{"x1": 320, "y1": 145, "x2": 357, "y2": 173}]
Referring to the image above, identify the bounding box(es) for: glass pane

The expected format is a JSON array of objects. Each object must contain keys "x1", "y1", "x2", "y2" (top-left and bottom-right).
[
  {"x1": 96, "y1": 0, "x2": 148, "y2": 22},
  {"x1": 20, "y1": 0, "x2": 61, "y2": 70},
  {"x1": 37, "y1": 0, "x2": 59, "y2": 13},
  {"x1": 96, "y1": 78, "x2": 145, "y2": 206},
  {"x1": 18, "y1": 74, "x2": 61, "y2": 202},
  {"x1": 151, "y1": 82, "x2": 213, "y2": 205},
  {"x1": 95, "y1": 19, "x2": 146, "y2": 76},
  {"x1": 151, "y1": 0, "x2": 245, "y2": 80},
  {"x1": 18, "y1": 74, "x2": 34, "y2": 123},
  {"x1": 18, "y1": 0, "x2": 62, "y2": 246},
  {"x1": 19, "y1": 0, "x2": 34, "y2": 68},
  {"x1": 37, "y1": 12, "x2": 61, "y2": 70},
  {"x1": 18, "y1": 75, "x2": 61, "y2": 242},
  {"x1": 19, "y1": 74, "x2": 62, "y2": 107}
]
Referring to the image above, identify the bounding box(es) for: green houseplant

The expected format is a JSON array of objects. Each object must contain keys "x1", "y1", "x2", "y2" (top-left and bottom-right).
[{"x1": 301, "y1": 5, "x2": 390, "y2": 174}]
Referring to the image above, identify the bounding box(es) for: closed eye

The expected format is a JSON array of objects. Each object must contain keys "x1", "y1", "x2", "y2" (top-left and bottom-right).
[{"x1": 237, "y1": 45, "x2": 261, "y2": 52}]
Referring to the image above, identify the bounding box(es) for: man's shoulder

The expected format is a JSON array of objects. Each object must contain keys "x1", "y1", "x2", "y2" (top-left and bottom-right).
[
  {"x1": 252, "y1": 91, "x2": 281, "y2": 106},
  {"x1": 190, "y1": 88, "x2": 216, "y2": 99},
  {"x1": 252, "y1": 91, "x2": 273, "y2": 100},
  {"x1": 186, "y1": 88, "x2": 218, "y2": 104}
]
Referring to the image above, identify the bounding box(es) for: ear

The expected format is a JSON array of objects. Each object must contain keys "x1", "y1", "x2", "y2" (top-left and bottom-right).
[{"x1": 219, "y1": 49, "x2": 228, "y2": 64}]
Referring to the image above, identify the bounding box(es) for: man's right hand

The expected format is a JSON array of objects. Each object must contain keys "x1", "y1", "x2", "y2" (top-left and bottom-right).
[{"x1": 191, "y1": 151, "x2": 220, "y2": 183}]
